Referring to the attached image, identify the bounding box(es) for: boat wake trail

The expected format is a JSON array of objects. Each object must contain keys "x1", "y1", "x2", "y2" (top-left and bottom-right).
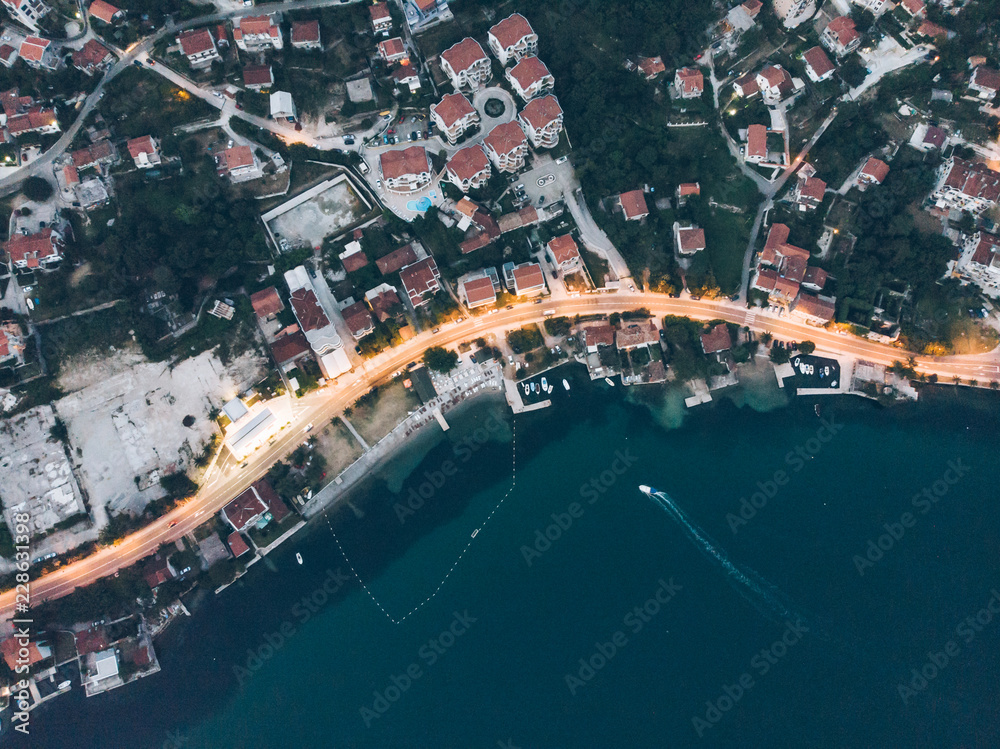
[{"x1": 642, "y1": 486, "x2": 806, "y2": 626}]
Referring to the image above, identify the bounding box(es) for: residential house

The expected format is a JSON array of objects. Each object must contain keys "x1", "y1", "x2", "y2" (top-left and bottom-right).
[
  {"x1": 378, "y1": 37, "x2": 407, "y2": 64},
  {"x1": 676, "y1": 182, "x2": 700, "y2": 205},
  {"x1": 616, "y1": 320, "x2": 659, "y2": 350},
  {"x1": 379, "y1": 146, "x2": 431, "y2": 193},
  {"x1": 285, "y1": 265, "x2": 352, "y2": 378},
  {"x1": 509, "y1": 261, "x2": 546, "y2": 296},
  {"x1": 966, "y1": 232, "x2": 1000, "y2": 276},
  {"x1": 392, "y1": 63, "x2": 421, "y2": 92},
  {"x1": 700, "y1": 323, "x2": 732, "y2": 355},
  {"x1": 851, "y1": 0, "x2": 890, "y2": 16},
  {"x1": 857, "y1": 157, "x2": 889, "y2": 189},
  {"x1": 126, "y1": 135, "x2": 160, "y2": 169},
  {"x1": 376, "y1": 243, "x2": 418, "y2": 274},
  {"x1": 790, "y1": 293, "x2": 836, "y2": 325},
  {"x1": 547, "y1": 234, "x2": 581, "y2": 272},
  {"x1": 71, "y1": 38, "x2": 114, "y2": 76},
  {"x1": 744, "y1": 123, "x2": 768, "y2": 164},
  {"x1": 431, "y1": 92, "x2": 479, "y2": 144},
  {"x1": 732, "y1": 71, "x2": 758, "y2": 97},
  {"x1": 223, "y1": 486, "x2": 268, "y2": 533},
  {"x1": 445, "y1": 144, "x2": 491, "y2": 192},
  {"x1": 756, "y1": 64, "x2": 793, "y2": 104},
  {"x1": 72, "y1": 139, "x2": 115, "y2": 170},
  {"x1": 369, "y1": 3, "x2": 393, "y2": 35},
  {"x1": 638, "y1": 56, "x2": 666, "y2": 80},
  {"x1": 487, "y1": 13, "x2": 536, "y2": 65},
  {"x1": 459, "y1": 209, "x2": 501, "y2": 253},
  {"x1": 497, "y1": 206, "x2": 540, "y2": 234},
  {"x1": 19, "y1": 36, "x2": 57, "y2": 70},
  {"x1": 270, "y1": 90, "x2": 296, "y2": 120},
  {"x1": 227, "y1": 531, "x2": 250, "y2": 557},
  {"x1": 969, "y1": 66, "x2": 999, "y2": 101},
  {"x1": 619, "y1": 189, "x2": 649, "y2": 221},
  {"x1": 506, "y1": 56, "x2": 554, "y2": 101},
  {"x1": 408, "y1": 0, "x2": 448, "y2": 26},
  {"x1": 142, "y1": 552, "x2": 177, "y2": 589},
  {"x1": 216, "y1": 145, "x2": 262, "y2": 183},
  {"x1": 242, "y1": 64, "x2": 273, "y2": 91},
  {"x1": 399, "y1": 257, "x2": 441, "y2": 306},
  {"x1": 802, "y1": 46, "x2": 835, "y2": 83},
  {"x1": 342, "y1": 301, "x2": 375, "y2": 338},
  {"x1": 88, "y1": 0, "x2": 123, "y2": 24},
  {"x1": 932, "y1": 157, "x2": 1000, "y2": 215},
  {"x1": 270, "y1": 331, "x2": 311, "y2": 370},
  {"x1": 5, "y1": 228, "x2": 63, "y2": 270},
  {"x1": 792, "y1": 174, "x2": 826, "y2": 210},
  {"x1": 674, "y1": 224, "x2": 706, "y2": 256},
  {"x1": 1, "y1": 0, "x2": 50, "y2": 29},
  {"x1": 673, "y1": 67, "x2": 704, "y2": 98},
  {"x1": 340, "y1": 241, "x2": 368, "y2": 273},
  {"x1": 0, "y1": 45, "x2": 17, "y2": 68},
  {"x1": 916, "y1": 20, "x2": 950, "y2": 40},
  {"x1": 461, "y1": 275, "x2": 497, "y2": 309},
  {"x1": 581, "y1": 321, "x2": 614, "y2": 353},
  {"x1": 233, "y1": 14, "x2": 283, "y2": 52},
  {"x1": 177, "y1": 28, "x2": 220, "y2": 68},
  {"x1": 802, "y1": 266, "x2": 828, "y2": 292},
  {"x1": 250, "y1": 286, "x2": 283, "y2": 320},
  {"x1": 900, "y1": 0, "x2": 925, "y2": 17},
  {"x1": 6, "y1": 107, "x2": 59, "y2": 137},
  {"x1": 291, "y1": 20, "x2": 321, "y2": 50},
  {"x1": 484, "y1": 121, "x2": 528, "y2": 173},
  {"x1": 440, "y1": 38, "x2": 491, "y2": 91},
  {"x1": 366, "y1": 285, "x2": 404, "y2": 322},
  {"x1": 821, "y1": 16, "x2": 861, "y2": 57},
  {"x1": 518, "y1": 94, "x2": 563, "y2": 149},
  {"x1": 753, "y1": 223, "x2": 810, "y2": 305},
  {"x1": 912, "y1": 124, "x2": 947, "y2": 152}
]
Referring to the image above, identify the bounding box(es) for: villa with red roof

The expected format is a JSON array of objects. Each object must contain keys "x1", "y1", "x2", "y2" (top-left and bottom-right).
[
  {"x1": 177, "y1": 28, "x2": 220, "y2": 68},
  {"x1": 127, "y1": 135, "x2": 160, "y2": 169},
  {"x1": 369, "y1": 2, "x2": 393, "y2": 34},
  {"x1": 440, "y1": 38, "x2": 491, "y2": 90},
  {"x1": 932, "y1": 157, "x2": 1000, "y2": 215},
  {"x1": 673, "y1": 67, "x2": 704, "y2": 98},
  {"x1": 446, "y1": 144, "x2": 491, "y2": 192},
  {"x1": 378, "y1": 37, "x2": 407, "y2": 64},
  {"x1": 756, "y1": 64, "x2": 793, "y2": 104},
  {"x1": 461, "y1": 275, "x2": 497, "y2": 309},
  {"x1": 6, "y1": 107, "x2": 59, "y2": 136},
  {"x1": 291, "y1": 20, "x2": 321, "y2": 50},
  {"x1": 379, "y1": 146, "x2": 432, "y2": 193},
  {"x1": 547, "y1": 234, "x2": 581, "y2": 272},
  {"x1": 519, "y1": 94, "x2": 563, "y2": 149},
  {"x1": 484, "y1": 121, "x2": 528, "y2": 173},
  {"x1": 821, "y1": 16, "x2": 860, "y2": 57},
  {"x1": 966, "y1": 232, "x2": 1000, "y2": 276},
  {"x1": 857, "y1": 157, "x2": 889, "y2": 189},
  {"x1": 506, "y1": 56, "x2": 554, "y2": 101},
  {"x1": 701, "y1": 323, "x2": 732, "y2": 355},
  {"x1": 745, "y1": 123, "x2": 768, "y2": 164},
  {"x1": 223, "y1": 486, "x2": 269, "y2": 532},
  {"x1": 510, "y1": 261, "x2": 546, "y2": 296},
  {"x1": 216, "y1": 145, "x2": 262, "y2": 182},
  {"x1": 638, "y1": 56, "x2": 666, "y2": 80},
  {"x1": 430, "y1": 92, "x2": 479, "y2": 144},
  {"x1": 674, "y1": 224, "x2": 706, "y2": 256},
  {"x1": 733, "y1": 72, "x2": 759, "y2": 98},
  {"x1": 400, "y1": 257, "x2": 441, "y2": 306},
  {"x1": 376, "y1": 244, "x2": 418, "y2": 274},
  {"x1": 792, "y1": 174, "x2": 827, "y2": 210},
  {"x1": 242, "y1": 64, "x2": 274, "y2": 91},
  {"x1": 676, "y1": 182, "x2": 700, "y2": 204},
  {"x1": 19, "y1": 36, "x2": 57, "y2": 70},
  {"x1": 969, "y1": 66, "x2": 1000, "y2": 101},
  {"x1": 900, "y1": 0, "x2": 925, "y2": 17},
  {"x1": 802, "y1": 46, "x2": 835, "y2": 83},
  {"x1": 4, "y1": 228, "x2": 63, "y2": 271},
  {"x1": 72, "y1": 38, "x2": 114, "y2": 75},
  {"x1": 342, "y1": 301, "x2": 375, "y2": 338},
  {"x1": 250, "y1": 286, "x2": 283, "y2": 319},
  {"x1": 488, "y1": 13, "x2": 537, "y2": 65},
  {"x1": 88, "y1": 0, "x2": 123, "y2": 24},
  {"x1": 234, "y1": 14, "x2": 283, "y2": 51},
  {"x1": 619, "y1": 190, "x2": 649, "y2": 221}
]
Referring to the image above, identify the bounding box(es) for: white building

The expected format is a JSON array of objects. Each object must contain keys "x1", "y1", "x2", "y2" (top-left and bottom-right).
[
  {"x1": 221, "y1": 395, "x2": 293, "y2": 460},
  {"x1": 487, "y1": 13, "x2": 537, "y2": 66},
  {"x1": 270, "y1": 91, "x2": 296, "y2": 120},
  {"x1": 379, "y1": 146, "x2": 432, "y2": 193},
  {"x1": 430, "y1": 92, "x2": 479, "y2": 145},
  {"x1": 233, "y1": 14, "x2": 283, "y2": 52},
  {"x1": 284, "y1": 265, "x2": 352, "y2": 379},
  {"x1": 1, "y1": 0, "x2": 51, "y2": 30},
  {"x1": 445, "y1": 144, "x2": 491, "y2": 192},
  {"x1": 506, "y1": 56, "x2": 554, "y2": 101},
  {"x1": 177, "y1": 28, "x2": 220, "y2": 68},
  {"x1": 518, "y1": 94, "x2": 563, "y2": 149},
  {"x1": 440, "y1": 38, "x2": 491, "y2": 91},
  {"x1": 484, "y1": 121, "x2": 528, "y2": 173}
]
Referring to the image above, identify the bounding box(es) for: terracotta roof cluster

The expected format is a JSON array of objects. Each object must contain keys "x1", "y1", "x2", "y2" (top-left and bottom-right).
[
  {"x1": 441, "y1": 38, "x2": 488, "y2": 74},
  {"x1": 675, "y1": 67, "x2": 704, "y2": 95},
  {"x1": 701, "y1": 323, "x2": 732, "y2": 354},
  {"x1": 803, "y1": 46, "x2": 834, "y2": 78},
  {"x1": 489, "y1": 13, "x2": 534, "y2": 51},
  {"x1": 519, "y1": 94, "x2": 562, "y2": 130},
  {"x1": 760, "y1": 223, "x2": 809, "y2": 267},
  {"x1": 250, "y1": 286, "x2": 283, "y2": 318},
  {"x1": 432, "y1": 92, "x2": 475, "y2": 128},
  {"x1": 72, "y1": 38, "x2": 113, "y2": 71},
  {"x1": 5, "y1": 230, "x2": 61, "y2": 266},
  {"x1": 970, "y1": 233, "x2": 1000, "y2": 267},
  {"x1": 74, "y1": 626, "x2": 110, "y2": 656},
  {"x1": 89, "y1": 0, "x2": 121, "y2": 24},
  {"x1": 620, "y1": 189, "x2": 649, "y2": 220},
  {"x1": 484, "y1": 121, "x2": 527, "y2": 156},
  {"x1": 379, "y1": 146, "x2": 429, "y2": 180},
  {"x1": 548, "y1": 234, "x2": 579, "y2": 265},
  {"x1": 72, "y1": 139, "x2": 114, "y2": 168},
  {"x1": 860, "y1": 157, "x2": 890, "y2": 184},
  {"x1": 7, "y1": 108, "x2": 57, "y2": 135},
  {"x1": 942, "y1": 158, "x2": 1000, "y2": 203},
  {"x1": 291, "y1": 20, "x2": 321, "y2": 44},
  {"x1": 288, "y1": 288, "x2": 330, "y2": 332},
  {"x1": 447, "y1": 144, "x2": 490, "y2": 181},
  {"x1": 178, "y1": 28, "x2": 215, "y2": 56},
  {"x1": 376, "y1": 244, "x2": 418, "y2": 274}
]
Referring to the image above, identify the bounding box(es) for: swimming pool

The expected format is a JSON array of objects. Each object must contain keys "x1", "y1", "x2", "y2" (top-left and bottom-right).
[{"x1": 407, "y1": 196, "x2": 432, "y2": 212}]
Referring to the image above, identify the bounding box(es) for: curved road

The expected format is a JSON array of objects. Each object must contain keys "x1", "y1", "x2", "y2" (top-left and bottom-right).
[{"x1": 3, "y1": 292, "x2": 998, "y2": 621}]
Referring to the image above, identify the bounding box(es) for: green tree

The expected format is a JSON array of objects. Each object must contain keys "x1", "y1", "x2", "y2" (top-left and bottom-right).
[
  {"x1": 797, "y1": 341, "x2": 816, "y2": 354},
  {"x1": 423, "y1": 346, "x2": 458, "y2": 373},
  {"x1": 769, "y1": 346, "x2": 790, "y2": 364},
  {"x1": 22, "y1": 176, "x2": 53, "y2": 202}
]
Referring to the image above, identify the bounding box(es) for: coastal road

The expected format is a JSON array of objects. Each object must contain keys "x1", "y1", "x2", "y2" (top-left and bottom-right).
[{"x1": 3, "y1": 293, "x2": 999, "y2": 622}]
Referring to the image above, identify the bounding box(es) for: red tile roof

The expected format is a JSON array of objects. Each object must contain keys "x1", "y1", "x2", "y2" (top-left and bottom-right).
[
  {"x1": 342, "y1": 249, "x2": 369, "y2": 273},
  {"x1": 677, "y1": 182, "x2": 700, "y2": 196},
  {"x1": 548, "y1": 234, "x2": 579, "y2": 265},
  {"x1": 377, "y1": 244, "x2": 418, "y2": 274},
  {"x1": 369, "y1": 2, "x2": 391, "y2": 23},
  {"x1": 221, "y1": 145, "x2": 255, "y2": 171},
  {"x1": 638, "y1": 56, "x2": 665, "y2": 78},
  {"x1": 19, "y1": 37, "x2": 49, "y2": 63},
  {"x1": 508, "y1": 56, "x2": 552, "y2": 91},
  {"x1": 463, "y1": 276, "x2": 496, "y2": 306},
  {"x1": 519, "y1": 94, "x2": 562, "y2": 130},
  {"x1": 803, "y1": 46, "x2": 834, "y2": 78},
  {"x1": 942, "y1": 158, "x2": 1000, "y2": 202},
  {"x1": 677, "y1": 227, "x2": 706, "y2": 252},
  {"x1": 291, "y1": 20, "x2": 320, "y2": 44},
  {"x1": 742, "y1": 0, "x2": 762, "y2": 16},
  {"x1": 616, "y1": 320, "x2": 659, "y2": 348},
  {"x1": 126, "y1": 135, "x2": 156, "y2": 159},
  {"x1": 793, "y1": 294, "x2": 835, "y2": 322},
  {"x1": 971, "y1": 66, "x2": 1000, "y2": 93},
  {"x1": 178, "y1": 28, "x2": 215, "y2": 56},
  {"x1": 368, "y1": 288, "x2": 402, "y2": 321},
  {"x1": 512, "y1": 262, "x2": 545, "y2": 293},
  {"x1": 746, "y1": 123, "x2": 767, "y2": 160},
  {"x1": 270, "y1": 331, "x2": 310, "y2": 364},
  {"x1": 753, "y1": 267, "x2": 778, "y2": 291},
  {"x1": 917, "y1": 20, "x2": 948, "y2": 38},
  {"x1": 758, "y1": 64, "x2": 792, "y2": 93},
  {"x1": 460, "y1": 232, "x2": 493, "y2": 254},
  {"x1": 582, "y1": 322, "x2": 614, "y2": 347},
  {"x1": 62, "y1": 165, "x2": 79, "y2": 185},
  {"x1": 250, "y1": 286, "x2": 283, "y2": 318},
  {"x1": 971, "y1": 233, "x2": 1000, "y2": 266},
  {"x1": 446, "y1": 144, "x2": 490, "y2": 181},
  {"x1": 89, "y1": 0, "x2": 121, "y2": 24},
  {"x1": 224, "y1": 487, "x2": 268, "y2": 531},
  {"x1": 432, "y1": 92, "x2": 475, "y2": 128},
  {"x1": 239, "y1": 15, "x2": 277, "y2": 36},
  {"x1": 378, "y1": 37, "x2": 405, "y2": 60},
  {"x1": 392, "y1": 63, "x2": 419, "y2": 84},
  {"x1": 860, "y1": 157, "x2": 889, "y2": 183},
  {"x1": 489, "y1": 13, "x2": 534, "y2": 51},
  {"x1": 379, "y1": 146, "x2": 429, "y2": 180},
  {"x1": 733, "y1": 71, "x2": 758, "y2": 95},
  {"x1": 72, "y1": 139, "x2": 114, "y2": 168},
  {"x1": 227, "y1": 531, "x2": 250, "y2": 557},
  {"x1": 143, "y1": 552, "x2": 175, "y2": 589},
  {"x1": 484, "y1": 121, "x2": 527, "y2": 156},
  {"x1": 289, "y1": 288, "x2": 330, "y2": 332},
  {"x1": 72, "y1": 38, "x2": 113, "y2": 70},
  {"x1": 826, "y1": 16, "x2": 859, "y2": 46},
  {"x1": 253, "y1": 478, "x2": 289, "y2": 523},
  {"x1": 675, "y1": 67, "x2": 704, "y2": 95},
  {"x1": 242, "y1": 64, "x2": 273, "y2": 87},
  {"x1": 900, "y1": 0, "x2": 924, "y2": 15},
  {"x1": 5, "y1": 228, "x2": 60, "y2": 265},
  {"x1": 798, "y1": 175, "x2": 827, "y2": 203},
  {"x1": 441, "y1": 38, "x2": 487, "y2": 74},
  {"x1": 803, "y1": 266, "x2": 828, "y2": 290},
  {"x1": 74, "y1": 626, "x2": 110, "y2": 656},
  {"x1": 400, "y1": 257, "x2": 440, "y2": 300},
  {"x1": 620, "y1": 189, "x2": 649, "y2": 220},
  {"x1": 701, "y1": 323, "x2": 732, "y2": 354},
  {"x1": 342, "y1": 300, "x2": 374, "y2": 336}
]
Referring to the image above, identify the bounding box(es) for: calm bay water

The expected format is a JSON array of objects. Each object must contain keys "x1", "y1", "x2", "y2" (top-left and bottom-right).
[{"x1": 20, "y1": 370, "x2": 1000, "y2": 748}]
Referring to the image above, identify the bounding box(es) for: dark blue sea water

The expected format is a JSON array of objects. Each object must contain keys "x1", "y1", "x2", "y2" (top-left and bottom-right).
[{"x1": 19, "y1": 370, "x2": 1000, "y2": 748}]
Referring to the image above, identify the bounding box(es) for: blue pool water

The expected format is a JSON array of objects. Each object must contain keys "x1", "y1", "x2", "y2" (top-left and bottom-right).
[{"x1": 406, "y1": 197, "x2": 432, "y2": 212}]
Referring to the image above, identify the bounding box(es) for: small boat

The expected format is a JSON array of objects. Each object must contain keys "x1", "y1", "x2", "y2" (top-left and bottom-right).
[
  {"x1": 814, "y1": 404, "x2": 821, "y2": 417},
  {"x1": 605, "y1": 377, "x2": 615, "y2": 387},
  {"x1": 563, "y1": 379, "x2": 570, "y2": 391},
  {"x1": 541, "y1": 377, "x2": 548, "y2": 391},
  {"x1": 296, "y1": 553, "x2": 303, "y2": 565},
  {"x1": 58, "y1": 680, "x2": 71, "y2": 690},
  {"x1": 530, "y1": 382, "x2": 536, "y2": 393},
  {"x1": 471, "y1": 528, "x2": 479, "y2": 538}
]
